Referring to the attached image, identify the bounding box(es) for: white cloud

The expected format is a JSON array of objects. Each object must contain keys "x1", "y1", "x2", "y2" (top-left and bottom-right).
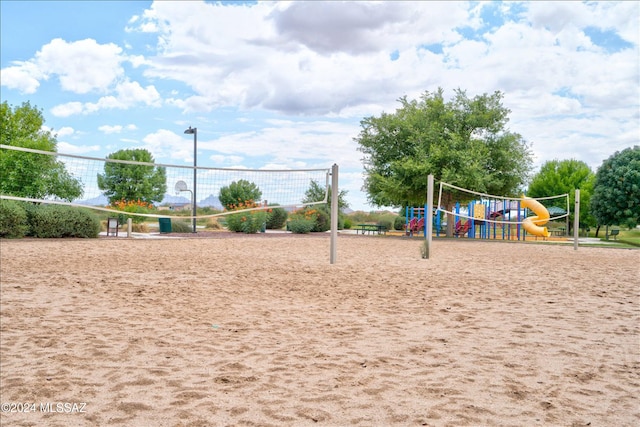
[
  {"x1": 128, "y1": 1, "x2": 473, "y2": 116},
  {"x1": 0, "y1": 61, "x2": 43, "y2": 94},
  {"x1": 113, "y1": 79, "x2": 161, "y2": 107},
  {"x1": 50, "y1": 79, "x2": 161, "y2": 116},
  {"x1": 98, "y1": 123, "x2": 138, "y2": 134},
  {"x1": 210, "y1": 154, "x2": 244, "y2": 165},
  {"x1": 34, "y1": 38, "x2": 124, "y2": 94},
  {"x1": 141, "y1": 129, "x2": 193, "y2": 162},
  {"x1": 55, "y1": 126, "x2": 75, "y2": 137},
  {"x1": 99, "y1": 125, "x2": 123, "y2": 134},
  {"x1": 50, "y1": 102, "x2": 84, "y2": 117},
  {"x1": 56, "y1": 141, "x2": 101, "y2": 154},
  {"x1": 1, "y1": 37, "x2": 156, "y2": 112},
  {"x1": 205, "y1": 120, "x2": 361, "y2": 171}
]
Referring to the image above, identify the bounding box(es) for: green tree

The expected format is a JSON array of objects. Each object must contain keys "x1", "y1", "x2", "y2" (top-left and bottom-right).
[
  {"x1": 0, "y1": 101, "x2": 83, "y2": 201},
  {"x1": 355, "y1": 88, "x2": 532, "y2": 235},
  {"x1": 302, "y1": 179, "x2": 349, "y2": 211},
  {"x1": 301, "y1": 180, "x2": 350, "y2": 232},
  {"x1": 527, "y1": 159, "x2": 596, "y2": 231},
  {"x1": 219, "y1": 179, "x2": 262, "y2": 210},
  {"x1": 97, "y1": 149, "x2": 167, "y2": 205},
  {"x1": 590, "y1": 146, "x2": 640, "y2": 230}
]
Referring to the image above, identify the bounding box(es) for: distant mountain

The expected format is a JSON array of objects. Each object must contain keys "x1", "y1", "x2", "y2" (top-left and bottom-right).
[
  {"x1": 161, "y1": 194, "x2": 191, "y2": 205},
  {"x1": 198, "y1": 194, "x2": 223, "y2": 209},
  {"x1": 77, "y1": 193, "x2": 222, "y2": 209},
  {"x1": 77, "y1": 194, "x2": 108, "y2": 206}
]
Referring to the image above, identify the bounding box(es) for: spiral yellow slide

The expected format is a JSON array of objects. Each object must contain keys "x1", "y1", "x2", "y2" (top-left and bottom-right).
[{"x1": 521, "y1": 196, "x2": 550, "y2": 238}]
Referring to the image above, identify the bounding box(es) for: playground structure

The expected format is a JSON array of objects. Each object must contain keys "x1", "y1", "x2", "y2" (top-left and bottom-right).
[{"x1": 404, "y1": 191, "x2": 568, "y2": 241}]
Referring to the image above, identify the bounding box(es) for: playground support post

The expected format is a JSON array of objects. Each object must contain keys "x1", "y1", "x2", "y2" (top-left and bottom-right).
[
  {"x1": 424, "y1": 174, "x2": 434, "y2": 259},
  {"x1": 330, "y1": 164, "x2": 339, "y2": 264},
  {"x1": 574, "y1": 189, "x2": 580, "y2": 251}
]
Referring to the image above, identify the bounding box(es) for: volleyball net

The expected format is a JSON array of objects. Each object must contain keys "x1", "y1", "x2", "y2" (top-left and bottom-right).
[
  {"x1": 437, "y1": 181, "x2": 570, "y2": 225},
  {"x1": 0, "y1": 144, "x2": 331, "y2": 220}
]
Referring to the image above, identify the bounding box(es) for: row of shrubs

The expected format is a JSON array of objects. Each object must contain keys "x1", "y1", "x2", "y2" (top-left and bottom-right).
[
  {"x1": 222, "y1": 205, "x2": 353, "y2": 234},
  {"x1": 223, "y1": 205, "x2": 327, "y2": 234},
  {"x1": 1, "y1": 199, "x2": 401, "y2": 238},
  {"x1": 0, "y1": 200, "x2": 101, "y2": 239}
]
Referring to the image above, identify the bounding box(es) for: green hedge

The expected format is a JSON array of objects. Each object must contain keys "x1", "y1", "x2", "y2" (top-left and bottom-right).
[
  {"x1": 0, "y1": 200, "x2": 29, "y2": 238},
  {"x1": 394, "y1": 216, "x2": 406, "y2": 231},
  {"x1": 27, "y1": 204, "x2": 101, "y2": 238},
  {"x1": 288, "y1": 218, "x2": 315, "y2": 234},
  {"x1": 266, "y1": 206, "x2": 288, "y2": 229},
  {"x1": 225, "y1": 210, "x2": 267, "y2": 233},
  {"x1": 0, "y1": 203, "x2": 102, "y2": 239},
  {"x1": 170, "y1": 220, "x2": 193, "y2": 233}
]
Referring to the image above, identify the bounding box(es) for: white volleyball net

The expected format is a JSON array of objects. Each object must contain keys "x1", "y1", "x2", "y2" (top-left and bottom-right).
[
  {"x1": 437, "y1": 181, "x2": 570, "y2": 225},
  {"x1": 0, "y1": 144, "x2": 331, "y2": 220}
]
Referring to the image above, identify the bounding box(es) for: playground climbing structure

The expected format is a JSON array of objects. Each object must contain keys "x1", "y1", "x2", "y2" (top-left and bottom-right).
[{"x1": 434, "y1": 181, "x2": 570, "y2": 240}]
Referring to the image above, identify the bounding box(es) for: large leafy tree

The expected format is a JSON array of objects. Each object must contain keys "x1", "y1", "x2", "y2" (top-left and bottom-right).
[
  {"x1": 219, "y1": 179, "x2": 262, "y2": 210},
  {"x1": 527, "y1": 159, "x2": 596, "y2": 231},
  {"x1": 590, "y1": 146, "x2": 640, "y2": 229},
  {"x1": 355, "y1": 88, "x2": 532, "y2": 235},
  {"x1": 97, "y1": 149, "x2": 167, "y2": 205},
  {"x1": 356, "y1": 88, "x2": 532, "y2": 209},
  {"x1": 0, "y1": 101, "x2": 83, "y2": 201}
]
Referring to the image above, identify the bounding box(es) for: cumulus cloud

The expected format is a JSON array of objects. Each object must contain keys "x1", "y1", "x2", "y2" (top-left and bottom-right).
[
  {"x1": 141, "y1": 129, "x2": 193, "y2": 162},
  {"x1": 56, "y1": 141, "x2": 101, "y2": 154},
  {"x1": 35, "y1": 38, "x2": 124, "y2": 94},
  {"x1": 50, "y1": 79, "x2": 161, "y2": 117},
  {"x1": 210, "y1": 154, "x2": 245, "y2": 165},
  {"x1": 1, "y1": 38, "x2": 126, "y2": 95},
  {"x1": 130, "y1": 1, "x2": 473, "y2": 117},
  {"x1": 0, "y1": 61, "x2": 43, "y2": 94},
  {"x1": 1, "y1": 37, "x2": 159, "y2": 116},
  {"x1": 206, "y1": 119, "x2": 361, "y2": 170},
  {"x1": 269, "y1": 2, "x2": 410, "y2": 55},
  {"x1": 126, "y1": 0, "x2": 637, "y2": 126},
  {"x1": 50, "y1": 102, "x2": 84, "y2": 118},
  {"x1": 55, "y1": 126, "x2": 75, "y2": 137},
  {"x1": 98, "y1": 123, "x2": 139, "y2": 134},
  {"x1": 99, "y1": 125, "x2": 123, "y2": 134}
]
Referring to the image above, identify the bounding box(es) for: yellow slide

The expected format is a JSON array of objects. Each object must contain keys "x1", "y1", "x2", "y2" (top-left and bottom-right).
[{"x1": 521, "y1": 196, "x2": 550, "y2": 238}]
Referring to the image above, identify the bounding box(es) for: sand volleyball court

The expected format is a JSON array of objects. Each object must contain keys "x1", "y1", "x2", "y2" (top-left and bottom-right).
[{"x1": 0, "y1": 235, "x2": 638, "y2": 426}]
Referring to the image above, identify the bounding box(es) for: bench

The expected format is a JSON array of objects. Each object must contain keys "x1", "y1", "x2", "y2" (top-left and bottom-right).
[
  {"x1": 356, "y1": 224, "x2": 387, "y2": 235},
  {"x1": 607, "y1": 229, "x2": 620, "y2": 240}
]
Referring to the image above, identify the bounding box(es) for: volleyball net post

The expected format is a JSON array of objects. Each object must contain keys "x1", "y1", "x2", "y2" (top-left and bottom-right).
[
  {"x1": 423, "y1": 174, "x2": 434, "y2": 259},
  {"x1": 574, "y1": 189, "x2": 580, "y2": 251},
  {"x1": 330, "y1": 164, "x2": 338, "y2": 264}
]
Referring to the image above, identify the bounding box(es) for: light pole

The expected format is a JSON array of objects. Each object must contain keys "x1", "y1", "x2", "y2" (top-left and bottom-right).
[{"x1": 184, "y1": 126, "x2": 197, "y2": 233}]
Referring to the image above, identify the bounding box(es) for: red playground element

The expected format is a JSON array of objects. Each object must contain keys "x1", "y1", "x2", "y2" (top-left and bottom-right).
[
  {"x1": 454, "y1": 220, "x2": 470, "y2": 237},
  {"x1": 405, "y1": 217, "x2": 425, "y2": 234}
]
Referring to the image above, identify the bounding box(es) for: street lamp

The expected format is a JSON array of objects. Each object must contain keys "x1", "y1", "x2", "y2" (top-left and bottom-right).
[{"x1": 184, "y1": 126, "x2": 197, "y2": 233}]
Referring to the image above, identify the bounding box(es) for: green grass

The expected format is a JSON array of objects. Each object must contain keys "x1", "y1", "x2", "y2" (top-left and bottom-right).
[
  {"x1": 616, "y1": 228, "x2": 640, "y2": 247},
  {"x1": 587, "y1": 227, "x2": 640, "y2": 248}
]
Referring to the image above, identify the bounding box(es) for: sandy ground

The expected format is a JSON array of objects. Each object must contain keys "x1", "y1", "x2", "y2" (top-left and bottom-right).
[{"x1": 0, "y1": 235, "x2": 638, "y2": 427}]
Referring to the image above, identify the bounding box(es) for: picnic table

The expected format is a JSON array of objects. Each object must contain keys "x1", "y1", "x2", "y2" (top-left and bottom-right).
[{"x1": 356, "y1": 224, "x2": 387, "y2": 235}]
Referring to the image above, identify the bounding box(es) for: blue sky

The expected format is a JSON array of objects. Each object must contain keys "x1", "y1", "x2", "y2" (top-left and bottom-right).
[{"x1": 1, "y1": 1, "x2": 638, "y2": 211}]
